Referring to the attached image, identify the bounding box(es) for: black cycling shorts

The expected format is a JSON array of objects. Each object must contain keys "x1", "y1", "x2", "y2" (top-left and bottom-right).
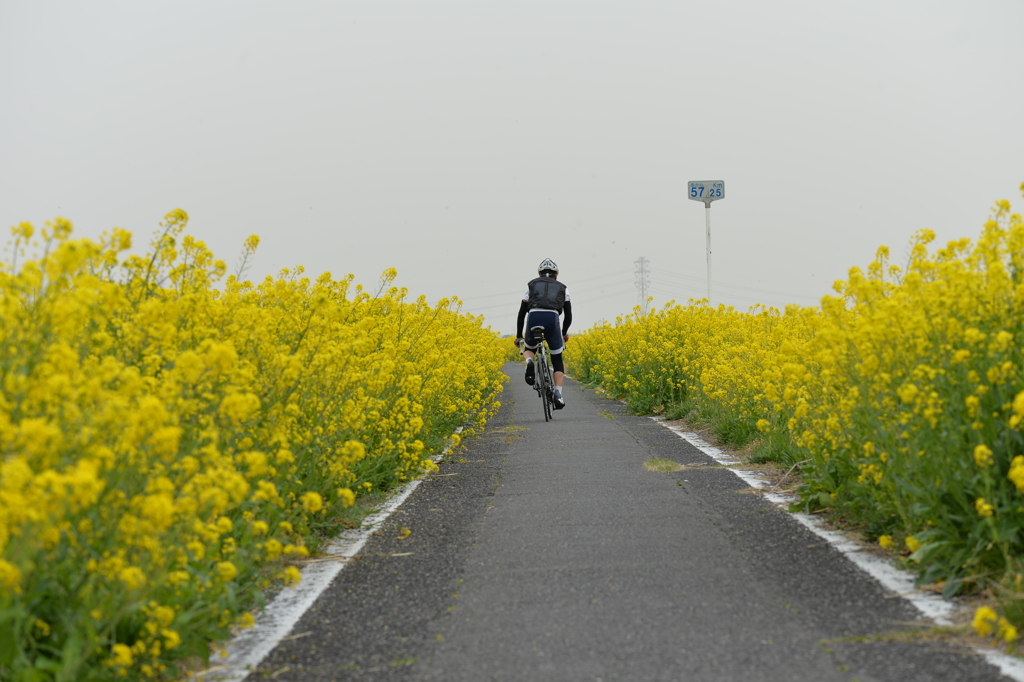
[{"x1": 524, "y1": 310, "x2": 564, "y2": 354}]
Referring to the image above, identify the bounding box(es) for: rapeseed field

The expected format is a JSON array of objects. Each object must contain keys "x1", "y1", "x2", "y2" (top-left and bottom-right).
[
  {"x1": 574, "y1": 185, "x2": 1024, "y2": 642},
  {"x1": 0, "y1": 211, "x2": 506, "y2": 679}
]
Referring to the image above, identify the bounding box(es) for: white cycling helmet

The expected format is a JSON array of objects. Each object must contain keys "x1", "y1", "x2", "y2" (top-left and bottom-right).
[{"x1": 538, "y1": 258, "x2": 559, "y2": 275}]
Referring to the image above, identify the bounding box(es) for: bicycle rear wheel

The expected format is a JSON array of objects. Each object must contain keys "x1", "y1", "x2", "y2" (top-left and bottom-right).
[{"x1": 538, "y1": 350, "x2": 553, "y2": 421}]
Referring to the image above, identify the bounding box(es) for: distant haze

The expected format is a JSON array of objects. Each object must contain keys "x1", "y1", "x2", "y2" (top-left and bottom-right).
[{"x1": 2, "y1": 1, "x2": 1022, "y2": 334}]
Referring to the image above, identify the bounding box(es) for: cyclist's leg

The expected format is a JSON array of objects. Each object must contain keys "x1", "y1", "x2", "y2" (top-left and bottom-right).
[
  {"x1": 523, "y1": 313, "x2": 541, "y2": 385},
  {"x1": 546, "y1": 322, "x2": 566, "y2": 407},
  {"x1": 524, "y1": 353, "x2": 535, "y2": 385},
  {"x1": 551, "y1": 352, "x2": 565, "y2": 387},
  {"x1": 549, "y1": 342, "x2": 566, "y2": 409},
  {"x1": 523, "y1": 316, "x2": 539, "y2": 361}
]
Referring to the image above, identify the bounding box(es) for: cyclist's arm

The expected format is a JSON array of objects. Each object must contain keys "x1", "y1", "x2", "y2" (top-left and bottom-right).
[
  {"x1": 516, "y1": 299, "x2": 529, "y2": 338},
  {"x1": 561, "y1": 301, "x2": 572, "y2": 336}
]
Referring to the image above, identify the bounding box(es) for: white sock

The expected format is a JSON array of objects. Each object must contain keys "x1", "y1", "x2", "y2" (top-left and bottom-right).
[{"x1": 554, "y1": 386, "x2": 562, "y2": 396}]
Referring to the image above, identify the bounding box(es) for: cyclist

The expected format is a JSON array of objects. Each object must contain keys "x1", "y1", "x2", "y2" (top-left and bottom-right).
[{"x1": 515, "y1": 258, "x2": 572, "y2": 409}]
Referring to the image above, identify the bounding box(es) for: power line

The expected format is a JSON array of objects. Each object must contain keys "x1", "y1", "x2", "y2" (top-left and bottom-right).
[
  {"x1": 459, "y1": 275, "x2": 636, "y2": 313},
  {"x1": 461, "y1": 260, "x2": 828, "y2": 318},
  {"x1": 569, "y1": 269, "x2": 636, "y2": 285},
  {"x1": 650, "y1": 267, "x2": 823, "y2": 302},
  {"x1": 566, "y1": 280, "x2": 636, "y2": 299},
  {"x1": 458, "y1": 288, "x2": 523, "y2": 303}
]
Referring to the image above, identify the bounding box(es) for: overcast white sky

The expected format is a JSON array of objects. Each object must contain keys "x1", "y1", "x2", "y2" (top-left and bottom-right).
[{"x1": 2, "y1": 1, "x2": 1022, "y2": 335}]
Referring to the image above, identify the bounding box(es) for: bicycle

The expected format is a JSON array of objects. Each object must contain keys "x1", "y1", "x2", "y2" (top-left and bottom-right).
[{"x1": 520, "y1": 326, "x2": 556, "y2": 421}]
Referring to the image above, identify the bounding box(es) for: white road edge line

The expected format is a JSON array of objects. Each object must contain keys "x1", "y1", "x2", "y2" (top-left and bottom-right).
[
  {"x1": 198, "y1": 429, "x2": 461, "y2": 682},
  {"x1": 652, "y1": 418, "x2": 1024, "y2": 680}
]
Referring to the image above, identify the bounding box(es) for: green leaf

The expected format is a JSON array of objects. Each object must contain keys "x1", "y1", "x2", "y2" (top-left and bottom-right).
[
  {"x1": 55, "y1": 631, "x2": 83, "y2": 682},
  {"x1": 0, "y1": 628, "x2": 17, "y2": 666},
  {"x1": 942, "y1": 578, "x2": 964, "y2": 598},
  {"x1": 16, "y1": 667, "x2": 50, "y2": 682},
  {"x1": 910, "y1": 540, "x2": 950, "y2": 567}
]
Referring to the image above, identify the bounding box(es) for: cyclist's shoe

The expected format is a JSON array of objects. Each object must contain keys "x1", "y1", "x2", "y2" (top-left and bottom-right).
[
  {"x1": 525, "y1": 359, "x2": 535, "y2": 385},
  {"x1": 553, "y1": 392, "x2": 565, "y2": 410}
]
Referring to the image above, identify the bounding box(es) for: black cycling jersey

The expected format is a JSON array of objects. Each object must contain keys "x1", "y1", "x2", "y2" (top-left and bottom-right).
[
  {"x1": 516, "y1": 281, "x2": 572, "y2": 339},
  {"x1": 526, "y1": 276, "x2": 567, "y2": 313}
]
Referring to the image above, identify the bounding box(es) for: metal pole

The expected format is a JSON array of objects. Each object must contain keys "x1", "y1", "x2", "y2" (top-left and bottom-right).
[{"x1": 705, "y1": 203, "x2": 712, "y2": 306}]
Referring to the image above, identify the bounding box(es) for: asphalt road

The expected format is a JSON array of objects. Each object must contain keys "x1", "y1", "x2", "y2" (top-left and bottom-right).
[{"x1": 250, "y1": 362, "x2": 1013, "y2": 682}]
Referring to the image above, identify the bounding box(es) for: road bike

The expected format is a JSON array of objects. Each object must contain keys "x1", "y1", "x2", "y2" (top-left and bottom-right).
[{"x1": 520, "y1": 326, "x2": 556, "y2": 422}]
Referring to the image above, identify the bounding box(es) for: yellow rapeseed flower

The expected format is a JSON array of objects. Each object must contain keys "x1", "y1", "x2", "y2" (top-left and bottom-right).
[
  {"x1": 973, "y1": 606, "x2": 998, "y2": 636},
  {"x1": 975, "y1": 498, "x2": 995, "y2": 517},
  {"x1": 119, "y1": 566, "x2": 147, "y2": 591},
  {"x1": 33, "y1": 619, "x2": 51, "y2": 637},
  {"x1": 215, "y1": 561, "x2": 238, "y2": 582},
  {"x1": 338, "y1": 488, "x2": 356, "y2": 508},
  {"x1": 162, "y1": 629, "x2": 181, "y2": 650},
  {"x1": 282, "y1": 566, "x2": 301, "y2": 586},
  {"x1": 0, "y1": 560, "x2": 24, "y2": 593},
  {"x1": 1009, "y1": 456, "x2": 1024, "y2": 494},
  {"x1": 110, "y1": 643, "x2": 133, "y2": 667},
  {"x1": 974, "y1": 444, "x2": 994, "y2": 467},
  {"x1": 300, "y1": 492, "x2": 323, "y2": 514},
  {"x1": 263, "y1": 539, "x2": 283, "y2": 560},
  {"x1": 998, "y1": 618, "x2": 1019, "y2": 643},
  {"x1": 1013, "y1": 390, "x2": 1024, "y2": 418}
]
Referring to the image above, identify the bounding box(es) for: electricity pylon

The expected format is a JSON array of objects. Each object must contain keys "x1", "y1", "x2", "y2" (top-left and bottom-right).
[{"x1": 634, "y1": 256, "x2": 650, "y2": 313}]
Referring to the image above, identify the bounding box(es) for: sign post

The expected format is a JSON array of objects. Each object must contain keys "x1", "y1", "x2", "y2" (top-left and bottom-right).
[{"x1": 687, "y1": 180, "x2": 725, "y2": 305}]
